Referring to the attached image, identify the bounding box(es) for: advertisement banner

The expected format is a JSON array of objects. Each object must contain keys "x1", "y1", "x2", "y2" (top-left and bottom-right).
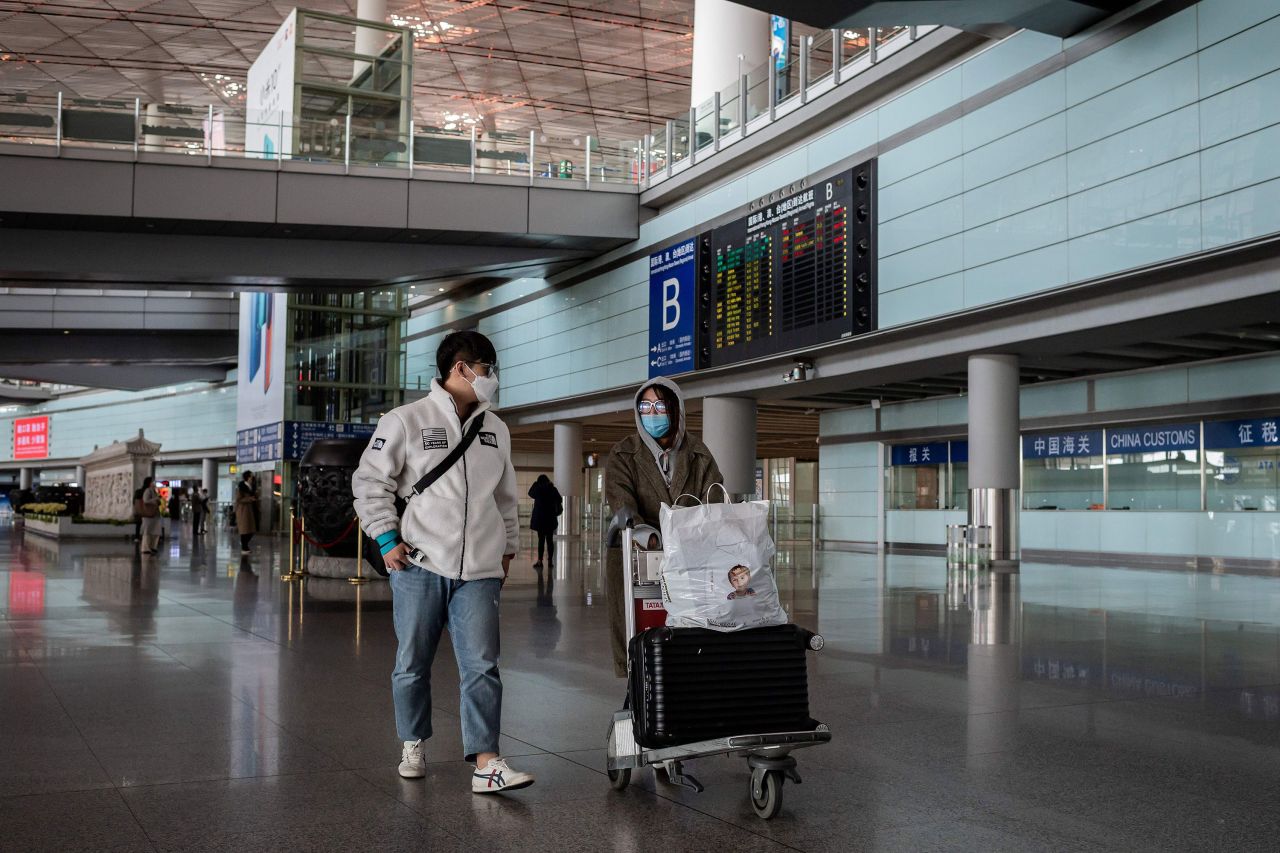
[
  {"x1": 648, "y1": 238, "x2": 696, "y2": 378},
  {"x1": 246, "y1": 8, "x2": 297, "y2": 159},
  {"x1": 770, "y1": 15, "x2": 789, "y2": 70},
  {"x1": 236, "y1": 292, "x2": 288, "y2": 463},
  {"x1": 13, "y1": 416, "x2": 49, "y2": 460}
]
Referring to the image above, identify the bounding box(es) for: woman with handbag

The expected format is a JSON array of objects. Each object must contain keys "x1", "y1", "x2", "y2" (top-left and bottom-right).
[
  {"x1": 139, "y1": 476, "x2": 162, "y2": 555},
  {"x1": 603, "y1": 376, "x2": 724, "y2": 678}
]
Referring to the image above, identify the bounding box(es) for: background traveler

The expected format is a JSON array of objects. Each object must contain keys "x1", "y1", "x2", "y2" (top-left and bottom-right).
[
  {"x1": 604, "y1": 377, "x2": 724, "y2": 677},
  {"x1": 235, "y1": 471, "x2": 257, "y2": 555},
  {"x1": 132, "y1": 484, "x2": 145, "y2": 544},
  {"x1": 167, "y1": 487, "x2": 183, "y2": 537},
  {"x1": 353, "y1": 330, "x2": 534, "y2": 795},
  {"x1": 528, "y1": 474, "x2": 562, "y2": 569},
  {"x1": 139, "y1": 476, "x2": 162, "y2": 555},
  {"x1": 192, "y1": 487, "x2": 209, "y2": 535}
]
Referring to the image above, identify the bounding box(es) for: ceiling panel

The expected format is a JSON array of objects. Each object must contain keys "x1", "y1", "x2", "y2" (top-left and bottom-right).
[{"x1": 0, "y1": 0, "x2": 694, "y2": 140}]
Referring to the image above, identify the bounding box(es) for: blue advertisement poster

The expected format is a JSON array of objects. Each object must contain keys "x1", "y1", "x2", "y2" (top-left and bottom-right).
[
  {"x1": 647, "y1": 238, "x2": 696, "y2": 378},
  {"x1": 770, "y1": 15, "x2": 789, "y2": 70}
]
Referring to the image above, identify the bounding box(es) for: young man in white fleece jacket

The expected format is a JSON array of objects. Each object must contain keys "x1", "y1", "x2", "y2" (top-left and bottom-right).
[{"x1": 352, "y1": 330, "x2": 534, "y2": 793}]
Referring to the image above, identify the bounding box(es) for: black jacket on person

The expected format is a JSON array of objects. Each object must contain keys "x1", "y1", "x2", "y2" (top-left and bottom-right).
[
  {"x1": 528, "y1": 476, "x2": 563, "y2": 534},
  {"x1": 168, "y1": 495, "x2": 181, "y2": 520}
]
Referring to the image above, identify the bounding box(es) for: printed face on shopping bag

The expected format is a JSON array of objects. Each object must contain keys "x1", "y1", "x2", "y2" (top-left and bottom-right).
[{"x1": 727, "y1": 565, "x2": 756, "y2": 600}]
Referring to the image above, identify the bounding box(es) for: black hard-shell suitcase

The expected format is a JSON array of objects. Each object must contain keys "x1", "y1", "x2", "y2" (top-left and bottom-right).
[{"x1": 628, "y1": 624, "x2": 818, "y2": 749}]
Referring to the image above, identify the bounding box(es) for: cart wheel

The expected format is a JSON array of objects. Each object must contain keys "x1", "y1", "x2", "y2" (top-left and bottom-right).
[
  {"x1": 608, "y1": 767, "x2": 631, "y2": 791},
  {"x1": 750, "y1": 770, "x2": 784, "y2": 819}
]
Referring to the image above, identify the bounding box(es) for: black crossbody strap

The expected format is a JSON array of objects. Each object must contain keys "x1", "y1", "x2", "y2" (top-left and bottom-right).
[{"x1": 410, "y1": 412, "x2": 485, "y2": 496}]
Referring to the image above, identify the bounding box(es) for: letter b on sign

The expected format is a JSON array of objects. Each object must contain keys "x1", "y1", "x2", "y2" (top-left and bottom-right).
[{"x1": 662, "y1": 277, "x2": 680, "y2": 331}]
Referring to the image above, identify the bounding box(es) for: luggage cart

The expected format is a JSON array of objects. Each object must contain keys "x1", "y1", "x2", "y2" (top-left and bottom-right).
[{"x1": 605, "y1": 522, "x2": 830, "y2": 819}]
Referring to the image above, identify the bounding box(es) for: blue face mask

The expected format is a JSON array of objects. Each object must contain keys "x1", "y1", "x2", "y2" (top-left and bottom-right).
[{"x1": 641, "y1": 413, "x2": 670, "y2": 439}]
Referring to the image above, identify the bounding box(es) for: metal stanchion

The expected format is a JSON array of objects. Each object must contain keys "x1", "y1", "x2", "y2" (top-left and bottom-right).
[
  {"x1": 354, "y1": 582, "x2": 363, "y2": 651},
  {"x1": 281, "y1": 510, "x2": 303, "y2": 581},
  {"x1": 301, "y1": 518, "x2": 310, "y2": 578},
  {"x1": 348, "y1": 524, "x2": 369, "y2": 584}
]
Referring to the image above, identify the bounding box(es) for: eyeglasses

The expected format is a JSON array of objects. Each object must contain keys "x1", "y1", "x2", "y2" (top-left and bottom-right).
[
  {"x1": 637, "y1": 401, "x2": 669, "y2": 415},
  {"x1": 464, "y1": 361, "x2": 497, "y2": 378}
]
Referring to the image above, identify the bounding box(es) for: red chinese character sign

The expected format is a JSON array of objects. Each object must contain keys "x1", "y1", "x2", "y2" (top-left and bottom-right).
[{"x1": 13, "y1": 416, "x2": 49, "y2": 460}]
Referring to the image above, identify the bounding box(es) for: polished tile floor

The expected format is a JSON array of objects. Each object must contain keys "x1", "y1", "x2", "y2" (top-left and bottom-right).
[{"x1": 3, "y1": 519, "x2": 1280, "y2": 852}]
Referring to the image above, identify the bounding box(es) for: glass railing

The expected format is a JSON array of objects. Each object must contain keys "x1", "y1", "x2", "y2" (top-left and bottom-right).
[
  {"x1": 808, "y1": 29, "x2": 836, "y2": 88},
  {"x1": 640, "y1": 24, "x2": 927, "y2": 187},
  {"x1": 0, "y1": 25, "x2": 928, "y2": 189}
]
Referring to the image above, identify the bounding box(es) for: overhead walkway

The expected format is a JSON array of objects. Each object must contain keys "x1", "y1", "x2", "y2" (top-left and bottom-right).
[
  {"x1": 0, "y1": 146, "x2": 638, "y2": 292},
  {"x1": 0, "y1": 289, "x2": 236, "y2": 390}
]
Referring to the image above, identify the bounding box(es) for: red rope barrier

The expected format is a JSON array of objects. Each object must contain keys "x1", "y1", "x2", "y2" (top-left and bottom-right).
[{"x1": 297, "y1": 515, "x2": 359, "y2": 550}]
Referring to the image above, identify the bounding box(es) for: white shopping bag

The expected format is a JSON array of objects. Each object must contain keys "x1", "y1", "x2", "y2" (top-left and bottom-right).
[{"x1": 658, "y1": 490, "x2": 788, "y2": 632}]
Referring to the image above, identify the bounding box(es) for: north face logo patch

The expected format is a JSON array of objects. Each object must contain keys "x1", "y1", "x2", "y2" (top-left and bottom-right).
[{"x1": 478, "y1": 432, "x2": 498, "y2": 448}]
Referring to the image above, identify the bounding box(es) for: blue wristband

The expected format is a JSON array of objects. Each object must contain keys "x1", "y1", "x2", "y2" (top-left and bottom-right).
[{"x1": 375, "y1": 530, "x2": 401, "y2": 555}]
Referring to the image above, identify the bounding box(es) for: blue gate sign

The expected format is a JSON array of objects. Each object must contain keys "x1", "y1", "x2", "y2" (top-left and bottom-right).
[
  {"x1": 1105, "y1": 422, "x2": 1199, "y2": 454},
  {"x1": 891, "y1": 442, "x2": 947, "y2": 466},
  {"x1": 1204, "y1": 416, "x2": 1280, "y2": 449},
  {"x1": 284, "y1": 420, "x2": 378, "y2": 462},
  {"x1": 236, "y1": 421, "x2": 281, "y2": 464},
  {"x1": 648, "y1": 238, "x2": 696, "y2": 378},
  {"x1": 1023, "y1": 430, "x2": 1103, "y2": 459},
  {"x1": 950, "y1": 441, "x2": 968, "y2": 463}
]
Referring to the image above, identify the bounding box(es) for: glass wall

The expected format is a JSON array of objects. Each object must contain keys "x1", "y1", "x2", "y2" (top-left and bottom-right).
[
  {"x1": 289, "y1": 290, "x2": 405, "y2": 424},
  {"x1": 889, "y1": 442, "x2": 947, "y2": 509},
  {"x1": 948, "y1": 441, "x2": 968, "y2": 511},
  {"x1": 1205, "y1": 417, "x2": 1280, "y2": 512},
  {"x1": 1104, "y1": 423, "x2": 1200, "y2": 511},
  {"x1": 1023, "y1": 430, "x2": 1104, "y2": 511}
]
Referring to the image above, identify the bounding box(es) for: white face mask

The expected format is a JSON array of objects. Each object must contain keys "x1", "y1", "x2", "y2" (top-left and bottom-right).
[{"x1": 462, "y1": 363, "x2": 499, "y2": 404}]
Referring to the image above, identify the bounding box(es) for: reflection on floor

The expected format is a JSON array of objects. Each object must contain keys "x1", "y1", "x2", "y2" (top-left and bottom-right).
[{"x1": 3, "y1": 520, "x2": 1280, "y2": 851}]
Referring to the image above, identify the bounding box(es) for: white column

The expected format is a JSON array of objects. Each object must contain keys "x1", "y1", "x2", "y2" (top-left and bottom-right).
[
  {"x1": 968, "y1": 354, "x2": 1021, "y2": 565},
  {"x1": 75, "y1": 465, "x2": 86, "y2": 486},
  {"x1": 353, "y1": 0, "x2": 388, "y2": 80},
  {"x1": 554, "y1": 422, "x2": 583, "y2": 536},
  {"x1": 701, "y1": 397, "x2": 757, "y2": 497},
  {"x1": 19, "y1": 468, "x2": 33, "y2": 490},
  {"x1": 202, "y1": 458, "x2": 218, "y2": 497},
  {"x1": 691, "y1": 0, "x2": 769, "y2": 107}
]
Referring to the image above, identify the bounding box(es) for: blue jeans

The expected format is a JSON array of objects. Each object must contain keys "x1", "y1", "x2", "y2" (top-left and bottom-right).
[{"x1": 389, "y1": 567, "x2": 502, "y2": 762}]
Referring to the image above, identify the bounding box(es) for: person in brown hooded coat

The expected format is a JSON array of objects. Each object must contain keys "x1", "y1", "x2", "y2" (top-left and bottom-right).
[{"x1": 603, "y1": 376, "x2": 724, "y2": 677}]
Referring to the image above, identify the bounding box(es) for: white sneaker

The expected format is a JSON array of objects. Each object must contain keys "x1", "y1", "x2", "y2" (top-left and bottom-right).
[
  {"x1": 398, "y1": 739, "x2": 426, "y2": 778},
  {"x1": 472, "y1": 757, "x2": 534, "y2": 794}
]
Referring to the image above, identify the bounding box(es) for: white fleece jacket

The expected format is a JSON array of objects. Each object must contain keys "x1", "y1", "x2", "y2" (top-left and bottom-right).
[{"x1": 352, "y1": 380, "x2": 519, "y2": 581}]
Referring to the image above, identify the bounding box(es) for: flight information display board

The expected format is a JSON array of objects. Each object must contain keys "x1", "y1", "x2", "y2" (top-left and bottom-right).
[{"x1": 696, "y1": 160, "x2": 876, "y2": 369}]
